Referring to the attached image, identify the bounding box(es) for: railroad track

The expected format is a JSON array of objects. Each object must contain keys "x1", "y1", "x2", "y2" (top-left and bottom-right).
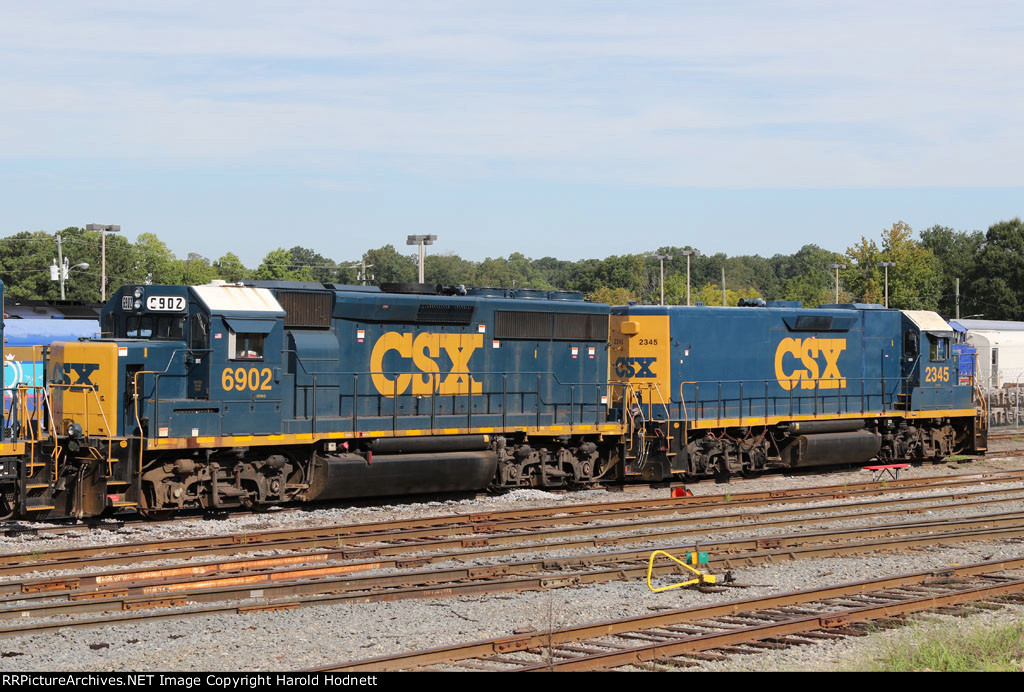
[
  {"x1": 0, "y1": 453, "x2": 1012, "y2": 538},
  {"x1": 315, "y1": 556, "x2": 1024, "y2": 671},
  {"x1": 0, "y1": 468, "x2": 1021, "y2": 578},
  {"x1": 1, "y1": 499, "x2": 1024, "y2": 636},
  {"x1": 5, "y1": 483, "x2": 1024, "y2": 596}
]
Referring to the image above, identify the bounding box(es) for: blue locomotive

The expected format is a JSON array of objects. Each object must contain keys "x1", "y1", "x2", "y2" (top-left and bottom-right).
[
  {"x1": 609, "y1": 301, "x2": 986, "y2": 481},
  {"x1": 28, "y1": 281, "x2": 616, "y2": 517},
  {"x1": 0, "y1": 282, "x2": 987, "y2": 519}
]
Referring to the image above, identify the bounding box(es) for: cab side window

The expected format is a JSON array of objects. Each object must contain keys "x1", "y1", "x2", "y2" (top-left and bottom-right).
[
  {"x1": 903, "y1": 330, "x2": 918, "y2": 357},
  {"x1": 929, "y1": 336, "x2": 949, "y2": 362},
  {"x1": 230, "y1": 332, "x2": 264, "y2": 361},
  {"x1": 190, "y1": 313, "x2": 209, "y2": 352}
]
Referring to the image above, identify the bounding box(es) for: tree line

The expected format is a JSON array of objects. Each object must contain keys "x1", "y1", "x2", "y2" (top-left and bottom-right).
[{"x1": 1, "y1": 218, "x2": 1022, "y2": 320}]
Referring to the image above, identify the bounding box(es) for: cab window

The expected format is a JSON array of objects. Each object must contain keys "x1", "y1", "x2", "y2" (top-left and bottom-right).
[
  {"x1": 189, "y1": 313, "x2": 209, "y2": 351},
  {"x1": 230, "y1": 333, "x2": 264, "y2": 361},
  {"x1": 929, "y1": 336, "x2": 950, "y2": 362},
  {"x1": 125, "y1": 315, "x2": 185, "y2": 339},
  {"x1": 903, "y1": 330, "x2": 918, "y2": 357}
]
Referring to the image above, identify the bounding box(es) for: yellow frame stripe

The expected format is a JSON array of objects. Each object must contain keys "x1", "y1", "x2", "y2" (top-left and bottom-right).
[
  {"x1": 689, "y1": 408, "x2": 979, "y2": 430},
  {"x1": 146, "y1": 423, "x2": 626, "y2": 450},
  {"x1": 142, "y1": 408, "x2": 978, "y2": 451}
]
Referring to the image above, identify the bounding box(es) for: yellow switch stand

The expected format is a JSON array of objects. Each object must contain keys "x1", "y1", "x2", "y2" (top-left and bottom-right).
[{"x1": 646, "y1": 550, "x2": 718, "y2": 592}]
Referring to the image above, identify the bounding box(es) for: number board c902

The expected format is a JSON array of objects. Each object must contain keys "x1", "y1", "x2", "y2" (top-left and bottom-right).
[{"x1": 145, "y1": 295, "x2": 187, "y2": 312}]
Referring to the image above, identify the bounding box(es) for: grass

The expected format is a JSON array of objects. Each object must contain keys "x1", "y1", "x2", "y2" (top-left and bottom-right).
[{"x1": 847, "y1": 619, "x2": 1024, "y2": 672}]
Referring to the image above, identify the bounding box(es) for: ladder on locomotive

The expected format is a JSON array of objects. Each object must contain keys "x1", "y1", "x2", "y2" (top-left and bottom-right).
[{"x1": 624, "y1": 381, "x2": 673, "y2": 467}]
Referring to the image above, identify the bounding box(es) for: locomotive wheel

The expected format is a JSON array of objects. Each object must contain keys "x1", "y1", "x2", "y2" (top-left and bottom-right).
[{"x1": 0, "y1": 492, "x2": 14, "y2": 520}]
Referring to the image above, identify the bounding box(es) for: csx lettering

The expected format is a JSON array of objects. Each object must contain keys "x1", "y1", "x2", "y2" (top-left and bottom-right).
[
  {"x1": 615, "y1": 357, "x2": 657, "y2": 379},
  {"x1": 221, "y1": 367, "x2": 273, "y2": 392},
  {"x1": 370, "y1": 332, "x2": 482, "y2": 397},
  {"x1": 774, "y1": 338, "x2": 847, "y2": 390},
  {"x1": 61, "y1": 363, "x2": 100, "y2": 386}
]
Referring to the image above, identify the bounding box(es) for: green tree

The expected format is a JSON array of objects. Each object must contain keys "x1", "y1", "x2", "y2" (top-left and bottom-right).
[
  {"x1": 175, "y1": 253, "x2": 217, "y2": 286},
  {"x1": 254, "y1": 248, "x2": 315, "y2": 281},
  {"x1": 843, "y1": 221, "x2": 940, "y2": 310},
  {"x1": 363, "y1": 245, "x2": 416, "y2": 284},
  {"x1": 691, "y1": 282, "x2": 762, "y2": 307},
  {"x1": 288, "y1": 246, "x2": 337, "y2": 284},
  {"x1": 424, "y1": 253, "x2": 478, "y2": 287},
  {"x1": 776, "y1": 244, "x2": 848, "y2": 307},
  {"x1": 589, "y1": 286, "x2": 637, "y2": 305},
  {"x1": 212, "y1": 253, "x2": 250, "y2": 283},
  {"x1": 0, "y1": 231, "x2": 62, "y2": 301},
  {"x1": 971, "y1": 218, "x2": 1024, "y2": 320},
  {"x1": 475, "y1": 253, "x2": 552, "y2": 289},
  {"x1": 919, "y1": 225, "x2": 985, "y2": 318},
  {"x1": 131, "y1": 233, "x2": 179, "y2": 286}
]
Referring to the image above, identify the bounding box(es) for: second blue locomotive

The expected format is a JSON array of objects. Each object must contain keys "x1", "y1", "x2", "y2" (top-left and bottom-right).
[{"x1": 609, "y1": 301, "x2": 985, "y2": 481}]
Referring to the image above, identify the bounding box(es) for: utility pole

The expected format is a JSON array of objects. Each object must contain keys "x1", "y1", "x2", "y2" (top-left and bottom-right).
[
  {"x1": 878, "y1": 261, "x2": 896, "y2": 308},
  {"x1": 828, "y1": 263, "x2": 847, "y2": 303},
  {"x1": 51, "y1": 232, "x2": 89, "y2": 300},
  {"x1": 406, "y1": 235, "x2": 437, "y2": 284},
  {"x1": 86, "y1": 224, "x2": 120, "y2": 301},
  {"x1": 721, "y1": 266, "x2": 726, "y2": 306},
  {"x1": 346, "y1": 259, "x2": 374, "y2": 285},
  {"x1": 955, "y1": 278, "x2": 960, "y2": 320},
  {"x1": 55, "y1": 232, "x2": 64, "y2": 300},
  {"x1": 680, "y1": 249, "x2": 700, "y2": 306},
  {"x1": 649, "y1": 254, "x2": 672, "y2": 305}
]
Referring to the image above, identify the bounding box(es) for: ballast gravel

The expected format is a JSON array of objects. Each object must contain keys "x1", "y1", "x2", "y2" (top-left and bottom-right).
[{"x1": 0, "y1": 449, "x2": 1022, "y2": 671}]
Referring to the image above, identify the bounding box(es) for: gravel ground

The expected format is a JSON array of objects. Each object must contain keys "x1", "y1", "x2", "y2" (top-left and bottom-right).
[{"x1": 0, "y1": 445, "x2": 1022, "y2": 672}]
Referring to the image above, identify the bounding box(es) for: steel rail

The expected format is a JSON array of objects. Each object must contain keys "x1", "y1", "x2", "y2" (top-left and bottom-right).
[
  {"x1": 2, "y1": 516, "x2": 1024, "y2": 628},
  {"x1": 1, "y1": 470, "x2": 1021, "y2": 577},
  {"x1": 316, "y1": 557, "x2": 1024, "y2": 671},
  {"x1": 518, "y1": 578, "x2": 1024, "y2": 671},
  {"x1": 6, "y1": 485, "x2": 1024, "y2": 600}
]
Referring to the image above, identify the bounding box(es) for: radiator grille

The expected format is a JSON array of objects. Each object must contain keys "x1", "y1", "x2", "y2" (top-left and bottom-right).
[
  {"x1": 495, "y1": 311, "x2": 553, "y2": 339},
  {"x1": 495, "y1": 311, "x2": 607, "y2": 341},
  {"x1": 416, "y1": 304, "x2": 475, "y2": 325},
  {"x1": 554, "y1": 313, "x2": 608, "y2": 341},
  {"x1": 278, "y1": 292, "x2": 332, "y2": 329}
]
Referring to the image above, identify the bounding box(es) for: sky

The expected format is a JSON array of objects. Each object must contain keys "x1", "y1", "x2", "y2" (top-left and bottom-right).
[{"x1": 1, "y1": 1, "x2": 1022, "y2": 267}]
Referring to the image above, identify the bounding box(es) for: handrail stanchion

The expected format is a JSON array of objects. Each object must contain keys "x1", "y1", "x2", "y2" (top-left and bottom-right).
[{"x1": 352, "y1": 374, "x2": 358, "y2": 434}]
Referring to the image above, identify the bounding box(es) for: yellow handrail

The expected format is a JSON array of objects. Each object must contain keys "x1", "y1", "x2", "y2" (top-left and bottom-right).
[{"x1": 45, "y1": 382, "x2": 116, "y2": 477}]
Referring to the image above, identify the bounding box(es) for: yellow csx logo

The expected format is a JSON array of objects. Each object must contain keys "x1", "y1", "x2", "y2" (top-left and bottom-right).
[
  {"x1": 774, "y1": 338, "x2": 847, "y2": 390},
  {"x1": 371, "y1": 332, "x2": 483, "y2": 397}
]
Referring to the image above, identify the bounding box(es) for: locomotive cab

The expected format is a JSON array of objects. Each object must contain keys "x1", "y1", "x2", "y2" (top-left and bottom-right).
[
  {"x1": 898, "y1": 311, "x2": 972, "y2": 412},
  {"x1": 101, "y1": 283, "x2": 288, "y2": 440}
]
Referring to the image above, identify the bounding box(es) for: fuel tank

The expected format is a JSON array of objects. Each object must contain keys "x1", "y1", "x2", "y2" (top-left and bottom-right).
[
  {"x1": 789, "y1": 430, "x2": 881, "y2": 467},
  {"x1": 307, "y1": 450, "x2": 498, "y2": 500}
]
